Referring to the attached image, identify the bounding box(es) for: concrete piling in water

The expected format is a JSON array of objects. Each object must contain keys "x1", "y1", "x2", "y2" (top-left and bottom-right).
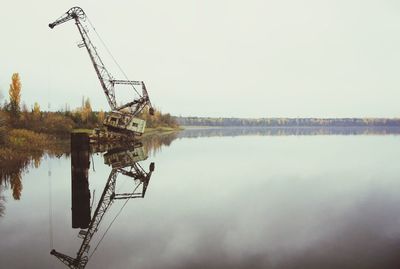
[{"x1": 71, "y1": 132, "x2": 91, "y2": 229}]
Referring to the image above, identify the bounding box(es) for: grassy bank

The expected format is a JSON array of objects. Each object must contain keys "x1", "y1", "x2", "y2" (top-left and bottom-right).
[
  {"x1": 0, "y1": 107, "x2": 179, "y2": 155},
  {"x1": 143, "y1": 126, "x2": 183, "y2": 136},
  {"x1": 0, "y1": 126, "x2": 181, "y2": 162},
  {"x1": 0, "y1": 129, "x2": 66, "y2": 163},
  {"x1": 0, "y1": 125, "x2": 181, "y2": 163}
]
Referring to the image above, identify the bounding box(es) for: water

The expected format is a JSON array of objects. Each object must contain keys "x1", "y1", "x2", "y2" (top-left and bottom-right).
[{"x1": 1, "y1": 129, "x2": 400, "y2": 268}]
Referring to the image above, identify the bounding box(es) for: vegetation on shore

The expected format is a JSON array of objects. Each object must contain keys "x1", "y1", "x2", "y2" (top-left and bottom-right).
[{"x1": 0, "y1": 73, "x2": 179, "y2": 159}]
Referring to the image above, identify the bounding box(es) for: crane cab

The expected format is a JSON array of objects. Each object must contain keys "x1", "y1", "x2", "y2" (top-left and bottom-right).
[
  {"x1": 103, "y1": 111, "x2": 146, "y2": 135},
  {"x1": 104, "y1": 146, "x2": 147, "y2": 168}
]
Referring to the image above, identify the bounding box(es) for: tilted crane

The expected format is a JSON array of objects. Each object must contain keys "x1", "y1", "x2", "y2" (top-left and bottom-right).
[
  {"x1": 51, "y1": 143, "x2": 155, "y2": 269},
  {"x1": 49, "y1": 7, "x2": 154, "y2": 137}
]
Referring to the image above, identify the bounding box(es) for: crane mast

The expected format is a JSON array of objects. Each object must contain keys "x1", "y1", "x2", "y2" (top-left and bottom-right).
[{"x1": 49, "y1": 7, "x2": 154, "y2": 137}]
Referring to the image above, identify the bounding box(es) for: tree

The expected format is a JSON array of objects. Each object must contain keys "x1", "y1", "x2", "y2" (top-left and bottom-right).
[
  {"x1": 19, "y1": 102, "x2": 29, "y2": 127},
  {"x1": 0, "y1": 111, "x2": 6, "y2": 145},
  {"x1": 8, "y1": 73, "x2": 21, "y2": 123},
  {"x1": 32, "y1": 102, "x2": 41, "y2": 121},
  {"x1": 79, "y1": 97, "x2": 92, "y2": 123},
  {"x1": 8, "y1": 73, "x2": 22, "y2": 118},
  {"x1": 0, "y1": 90, "x2": 3, "y2": 110},
  {"x1": 84, "y1": 98, "x2": 91, "y2": 111},
  {"x1": 98, "y1": 110, "x2": 105, "y2": 123}
]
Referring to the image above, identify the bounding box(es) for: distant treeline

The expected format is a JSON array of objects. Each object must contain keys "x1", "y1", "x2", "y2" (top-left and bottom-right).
[{"x1": 175, "y1": 117, "x2": 400, "y2": 127}]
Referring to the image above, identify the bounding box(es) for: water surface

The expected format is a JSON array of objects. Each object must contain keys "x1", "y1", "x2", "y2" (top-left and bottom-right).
[{"x1": 1, "y1": 129, "x2": 400, "y2": 268}]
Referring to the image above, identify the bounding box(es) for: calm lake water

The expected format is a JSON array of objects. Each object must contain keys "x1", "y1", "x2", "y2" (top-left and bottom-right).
[{"x1": 1, "y1": 128, "x2": 400, "y2": 268}]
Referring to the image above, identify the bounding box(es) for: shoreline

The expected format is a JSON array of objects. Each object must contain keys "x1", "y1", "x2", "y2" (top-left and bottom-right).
[{"x1": 0, "y1": 126, "x2": 182, "y2": 164}]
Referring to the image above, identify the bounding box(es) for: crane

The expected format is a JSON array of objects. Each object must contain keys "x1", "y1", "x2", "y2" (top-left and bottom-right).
[
  {"x1": 51, "y1": 142, "x2": 155, "y2": 268},
  {"x1": 49, "y1": 7, "x2": 154, "y2": 137}
]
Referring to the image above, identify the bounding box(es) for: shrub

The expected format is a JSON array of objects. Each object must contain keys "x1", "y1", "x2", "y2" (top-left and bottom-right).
[{"x1": 41, "y1": 113, "x2": 75, "y2": 135}]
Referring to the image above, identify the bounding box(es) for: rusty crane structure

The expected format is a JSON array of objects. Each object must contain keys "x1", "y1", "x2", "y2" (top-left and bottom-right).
[{"x1": 49, "y1": 7, "x2": 154, "y2": 139}]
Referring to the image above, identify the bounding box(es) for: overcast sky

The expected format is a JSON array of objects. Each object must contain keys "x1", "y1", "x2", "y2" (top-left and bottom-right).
[{"x1": 1, "y1": 0, "x2": 400, "y2": 118}]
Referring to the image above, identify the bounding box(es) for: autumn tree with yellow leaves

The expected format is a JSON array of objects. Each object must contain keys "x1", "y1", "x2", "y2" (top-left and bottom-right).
[{"x1": 8, "y1": 73, "x2": 21, "y2": 118}]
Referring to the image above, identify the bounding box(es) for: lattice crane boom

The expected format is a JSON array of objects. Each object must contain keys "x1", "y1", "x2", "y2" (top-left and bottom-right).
[
  {"x1": 49, "y1": 7, "x2": 118, "y2": 110},
  {"x1": 49, "y1": 6, "x2": 154, "y2": 134}
]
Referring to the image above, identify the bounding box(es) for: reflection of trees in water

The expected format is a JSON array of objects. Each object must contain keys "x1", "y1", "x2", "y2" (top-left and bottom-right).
[
  {"x1": 10, "y1": 173, "x2": 22, "y2": 200},
  {"x1": 0, "y1": 157, "x2": 32, "y2": 201},
  {"x1": 0, "y1": 132, "x2": 181, "y2": 216},
  {"x1": 0, "y1": 143, "x2": 69, "y2": 207},
  {"x1": 141, "y1": 132, "x2": 179, "y2": 156},
  {"x1": 90, "y1": 133, "x2": 180, "y2": 157},
  {"x1": 0, "y1": 132, "x2": 179, "y2": 205},
  {"x1": 1, "y1": 152, "x2": 49, "y2": 200},
  {"x1": 179, "y1": 126, "x2": 400, "y2": 138},
  {"x1": 0, "y1": 186, "x2": 5, "y2": 217}
]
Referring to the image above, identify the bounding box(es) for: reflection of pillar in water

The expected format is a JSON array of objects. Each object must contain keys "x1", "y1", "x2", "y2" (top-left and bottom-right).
[{"x1": 71, "y1": 133, "x2": 91, "y2": 229}]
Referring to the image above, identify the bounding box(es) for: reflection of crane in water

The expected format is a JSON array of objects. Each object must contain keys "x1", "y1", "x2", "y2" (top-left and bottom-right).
[{"x1": 50, "y1": 134, "x2": 155, "y2": 268}]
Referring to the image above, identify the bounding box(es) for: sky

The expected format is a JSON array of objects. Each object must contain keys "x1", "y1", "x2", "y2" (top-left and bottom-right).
[{"x1": 1, "y1": 0, "x2": 400, "y2": 118}]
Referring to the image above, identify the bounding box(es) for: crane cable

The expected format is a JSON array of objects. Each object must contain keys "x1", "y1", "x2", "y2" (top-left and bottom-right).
[
  {"x1": 86, "y1": 17, "x2": 141, "y2": 97},
  {"x1": 48, "y1": 158, "x2": 54, "y2": 250},
  {"x1": 88, "y1": 182, "x2": 142, "y2": 259}
]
